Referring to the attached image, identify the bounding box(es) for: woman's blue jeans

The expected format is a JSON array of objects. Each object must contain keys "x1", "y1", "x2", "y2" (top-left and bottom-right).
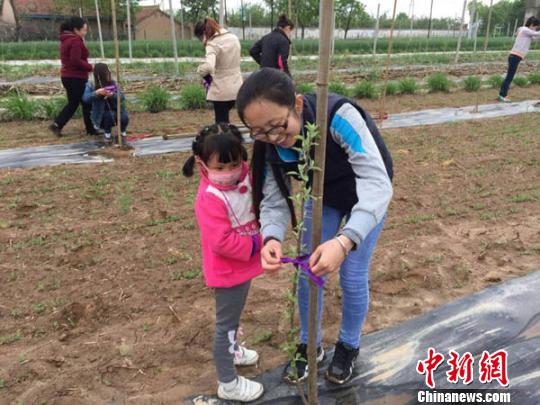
[{"x1": 298, "y1": 200, "x2": 385, "y2": 349}]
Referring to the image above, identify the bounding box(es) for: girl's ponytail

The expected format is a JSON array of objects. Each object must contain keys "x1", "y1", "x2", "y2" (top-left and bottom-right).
[{"x1": 182, "y1": 155, "x2": 196, "y2": 177}]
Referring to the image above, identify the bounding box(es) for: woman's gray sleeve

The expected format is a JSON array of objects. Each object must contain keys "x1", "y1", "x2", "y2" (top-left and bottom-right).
[{"x1": 259, "y1": 163, "x2": 291, "y2": 242}]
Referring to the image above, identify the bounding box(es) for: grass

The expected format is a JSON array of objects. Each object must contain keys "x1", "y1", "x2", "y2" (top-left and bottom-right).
[
  {"x1": 329, "y1": 81, "x2": 349, "y2": 97},
  {"x1": 511, "y1": 194, "x2": 533, "y2": 203},
  {"x1": 382, "y1": 81, "x2": 399, "y2": 96},
  {"x1": 171, "y1": 269, "x2": 201, "y2": 280},
  {"x1": 0, "y1": 37, "x2": 525, "y2": 60},
  {"x1": 398, "y1": 77, "x2": 418, "y2": 94},
  {"x1": 5, "y1": 91, "x2": 38, "y2": 120},
  {"x1": 487, "y1": 74, "x2": 504, "y2": 89},
  {"x1": 352, "y1": 80, "x2": 378, "y2": 99},
  {"x1": 513, "y1": 76, "x2": 529, "y2": 87},
  {"x1": 179, "y1": 84, "x2": 207, "y2": 110},
  {"x1": 140, "y1": 85, "x2": 171, "y2": 113},
  {"x1": 0, "y1": 330, "x2": 22, "y2": 345},
  {"x1": 528, "y1": 72, "x2": 540, "y2": 85},
  {"x1": 296, "y1": 82, "x2": 315, "y2": 93},
  {"x1": 253, "y1": 330, "x2": 273, "y2": 344},
  {"x1": 427, "y1": 72, "x2": 451, "y2": 93},
  {"x1": 463, "y1": 76, "x2": 482, "y2": 92}
]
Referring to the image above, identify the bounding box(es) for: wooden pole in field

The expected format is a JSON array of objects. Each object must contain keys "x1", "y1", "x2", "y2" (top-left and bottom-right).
[
  {"x1": 126, "y1": 0, "x2": 133, "y2": 61},
  {"x1": 378, "y1": 0, "x2": 398, "y2": 123},
  {"x1": 94, "y1": 0, "x2": 105, "y2": 58},
  {"x1": 169, "y1": 0, "x2": 179, "y2": 76},
  {"x1": 308, "y1": 0, "x2": 334, "y2": 402},
  {"x1": 454, "y1": 0, "x2": 467, "y2": 64},
  {"x1": 373, "y1": 3, "x2": 380, "y2": 55},
  {"x1": 110, "y1": 0, "x2": 122, "y2": 146},
  {"x1": 427, "y1": 0, "x2": 434, "y2": 39},
  {"x1": 483, "y1": 0, "x2": 493, "y2": 53},
  {"x1": 179, "y1": 0, "x2": 185, "y2": 41}
]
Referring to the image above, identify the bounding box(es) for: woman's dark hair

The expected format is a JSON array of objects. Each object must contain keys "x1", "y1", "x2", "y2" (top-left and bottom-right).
[
  {"x1": 237, "y1": 68, "x2": 296, "y2": 123},
  {"x1": 93, "y1": 63, "x2": 112, "y2": 89},
  {"x1": 182, "y1": 123, "x2": 248, "y2": 177},
  {"x1": 60, "y1": 16, "x2": 86, "y2": 33},
  {"x1": 194, "y1": 17, "x2": 221, "y2": 43},
  {"x1": 525, "y1": 16, "x2": 540, "y2": 28},
  {"x1": 237, "y1": 68, "x2": 298, "y2": 223},
  {"x1": 277, "y1": 14, "x2": 294, "y2": 29}
]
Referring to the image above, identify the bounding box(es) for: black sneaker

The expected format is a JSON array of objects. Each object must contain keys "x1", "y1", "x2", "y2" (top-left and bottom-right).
[
  {"x1": 283, "y1": 343, "x2": 325, "y2": 384},
  {"x1": 325, "y1": 341, "x2": 359, "y2": 385},
  {"x1": 49, "y1": 123, "x2": 62, "y2": 137}
]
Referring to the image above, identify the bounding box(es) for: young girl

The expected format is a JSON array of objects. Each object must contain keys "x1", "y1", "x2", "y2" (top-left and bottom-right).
[
  {"x1": 499, "y1": 16, "x2": 540, "y2": 102},
  {"x1": 182, "y1": 124, "x2": 264, "y2": 402},
  {"x1": 236, "y1": 68, "x2": 393, "y2": 385},
  {"x1": 82, "y1": 63, "x2": 129, "y2": 145}
]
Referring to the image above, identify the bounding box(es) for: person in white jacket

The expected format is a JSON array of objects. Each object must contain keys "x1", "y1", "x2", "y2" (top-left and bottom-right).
[
  {"x1": 194, "y1": 17, "x2": 243, "y2": 123},
  {"x1": 498, "y1": 16, "x2": 540, "y2": 102}
]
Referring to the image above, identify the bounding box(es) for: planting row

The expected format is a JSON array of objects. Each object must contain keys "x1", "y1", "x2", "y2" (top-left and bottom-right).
[
  {"x1": 0, "y1": 37, "x2": 531, "y2": 61},
  {"x1": 2, "y1": 72, "x2": 539, "y2": 121}
]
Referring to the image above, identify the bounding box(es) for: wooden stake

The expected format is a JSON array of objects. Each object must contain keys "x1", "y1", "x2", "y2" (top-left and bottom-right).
[
  {"x1": 110, "y1": 0, "x2": 122, "y2": 146},
  {"x1": 126, "y1": 0, "x2": 133, "y2": 61},
  {"x1": 168, "y1": 0, "x2": 179, "y2": 76},
  {"x1": 454, "y1": 0, "x2": 467, "y2": 64},
  {"x1": 94, "y1": 0, "x2": 105, "y2": 58},
  {"x1": 373, "y1": 3, "x2": 380, "y2": 55},
  {"x1": 378, "y1": 0, "x2": 398, "y2": 123},
  {"x1": 308, "y1": 0, "x2": 334, "y2": 403},
  {"x1": 483, "y1": 0, "x2": 494, "y2": 53}
]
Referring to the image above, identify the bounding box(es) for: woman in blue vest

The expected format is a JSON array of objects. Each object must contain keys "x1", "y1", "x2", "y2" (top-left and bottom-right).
[{"x1": 236, "y1": 68, "x2": 393, "y2": 385}]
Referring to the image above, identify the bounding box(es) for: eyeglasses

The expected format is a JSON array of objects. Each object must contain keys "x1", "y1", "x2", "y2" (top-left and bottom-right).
[{"x1": 248, "y1": 111, "x2": 291, "y2": 141}]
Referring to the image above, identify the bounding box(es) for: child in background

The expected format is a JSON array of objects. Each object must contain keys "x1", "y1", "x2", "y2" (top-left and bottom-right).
[
  {"x1": 182, "y1": 123, "x2": 264, "y2": 402},
  {"x1": 82, "y1": 63, "x2": 129, "y2": 145},
  {"x1": 498, "y1": 16, "x2": 540, "y2": 102}
]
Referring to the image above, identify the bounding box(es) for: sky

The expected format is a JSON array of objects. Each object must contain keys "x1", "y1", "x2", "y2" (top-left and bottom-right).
[{"x1": 140, "y1": 0, "x2": 506, "y2": 20}]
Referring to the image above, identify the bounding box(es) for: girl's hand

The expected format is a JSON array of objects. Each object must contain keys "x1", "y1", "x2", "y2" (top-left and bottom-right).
[
  {"x1": 310, "y1": 236, "x2": 353, "y2": 276},
  {"x1": 261, "y1": 239, "x2": 283, "y2": 272}
]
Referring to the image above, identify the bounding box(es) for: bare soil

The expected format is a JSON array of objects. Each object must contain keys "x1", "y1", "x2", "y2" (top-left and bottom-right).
[
  {"x1": 1, "y1": 112, "x2": 539, "y2": 403},
  {"x1": 1, "y1": 86, "x2": 538, "y2": 150}
]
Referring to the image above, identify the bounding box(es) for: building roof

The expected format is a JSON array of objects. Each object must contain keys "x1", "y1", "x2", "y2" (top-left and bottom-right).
[
  {"x1": 14, "y1": 0, "x2": 50, "y2": 15},
  {"x1": 136, "y1": 5, "x2": 160, "y2": 24}
]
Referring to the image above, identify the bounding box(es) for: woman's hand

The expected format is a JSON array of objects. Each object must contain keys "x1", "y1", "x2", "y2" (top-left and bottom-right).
[
  {"x1": 261, "y1": 239, "x2": 283, "y2": 272},
  {"x1": 310, "y1": 236, "x2": 353, "y2": 277},
  {"x1": 95, "y1": 88, "x2": 112, "y2": 97}
]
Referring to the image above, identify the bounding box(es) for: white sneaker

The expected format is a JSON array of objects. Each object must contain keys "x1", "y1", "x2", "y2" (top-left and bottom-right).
[
  {"x1": 234, "y1": 346, "x2": 259, "y2": 366},
  {"x1": 217, "y1": 376, "x2": 264, "y2": 402}
]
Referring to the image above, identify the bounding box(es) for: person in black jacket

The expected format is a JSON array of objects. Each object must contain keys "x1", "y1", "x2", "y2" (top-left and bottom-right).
[{"x1": 249, "y1": 15, "x2": 294, "y2": 77}]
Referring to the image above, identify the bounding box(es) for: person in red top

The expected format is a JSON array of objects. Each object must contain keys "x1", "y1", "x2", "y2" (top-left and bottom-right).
[{"x1": 49, "y1": 17, "x2": 96, "y2": 137}]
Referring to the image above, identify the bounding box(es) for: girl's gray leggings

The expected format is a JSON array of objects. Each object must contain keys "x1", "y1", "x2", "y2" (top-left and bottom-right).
[{"x1": 213, "y1": 280, "x2": 251, "y2": 383}]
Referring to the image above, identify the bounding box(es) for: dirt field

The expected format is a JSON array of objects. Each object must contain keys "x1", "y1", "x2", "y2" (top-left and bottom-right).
[
  {"x1": 1, "y1": 86, "x2": 539, "y2": 150},
  {"x1": 1, "y1": 108, "x2": 538, "y2": 403}
]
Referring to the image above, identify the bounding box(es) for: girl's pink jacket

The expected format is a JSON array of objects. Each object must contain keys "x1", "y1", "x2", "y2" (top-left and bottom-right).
[{"x1": 194, "y1": 162, "x2": 264, "y2": 288}]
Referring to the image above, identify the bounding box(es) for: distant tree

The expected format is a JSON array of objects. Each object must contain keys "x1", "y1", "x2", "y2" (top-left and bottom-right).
[
  {"x1": 335, "y1": 0, "x2": 372, "y2": 38},
  {"x1": 182, "y1": 0, "x2": 218, "y2": 24}
]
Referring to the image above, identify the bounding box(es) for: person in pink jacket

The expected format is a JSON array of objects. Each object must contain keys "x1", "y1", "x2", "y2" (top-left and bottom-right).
[{"x1": 182, "y1": 123, "x2": 264, "y2": 402}]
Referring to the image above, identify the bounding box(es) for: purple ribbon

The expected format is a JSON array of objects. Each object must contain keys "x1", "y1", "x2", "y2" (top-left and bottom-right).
[
  {"x1": 281, "y1": 255, "x2": 325, "y2": 288},
  {"x1": 203, "y1": 75, "x2": 213, "y2": 93},
  {"x1": 104, "y1": 84, "x2": 118, "y2": 93}
]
